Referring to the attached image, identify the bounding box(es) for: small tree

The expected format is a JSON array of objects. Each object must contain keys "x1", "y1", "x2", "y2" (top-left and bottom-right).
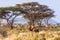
[{"x1": 0, "y1": 7, "x2": 27, "y2": 29}]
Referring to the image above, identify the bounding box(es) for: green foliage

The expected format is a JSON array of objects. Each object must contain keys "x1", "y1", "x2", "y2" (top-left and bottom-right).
[
  {"x1": 0, "y1": 7, "x2": 27, "y2": 15},
  {"x1": 0, "y1": 7, "x2": 21, "y2": 11}
]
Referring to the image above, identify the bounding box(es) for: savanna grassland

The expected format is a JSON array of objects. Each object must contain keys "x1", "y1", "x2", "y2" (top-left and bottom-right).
[
  {"x1": 0, "y1": 2, "x2": 59, "y2": 40},
  {"x1": 0, "y1": 25, "x2": 60, "y2": 40}
]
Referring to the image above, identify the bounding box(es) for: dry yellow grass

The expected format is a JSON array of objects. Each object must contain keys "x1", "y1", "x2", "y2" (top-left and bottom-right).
[{"x1": 0, "y1": 25, "x2": 60, "y2": 40}]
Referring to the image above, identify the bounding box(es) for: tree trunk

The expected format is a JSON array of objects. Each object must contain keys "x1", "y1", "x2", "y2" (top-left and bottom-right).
[
  {"x1": 10, "y1": 20, "x2": 14, "y2": 29},
  {"x1": 39, "y1": 19, "x2": 42, "y2": 27},
  {"x1": 7, "y1": 16, "x2": 16, "y2": 29},
  {"x1": 10, "y1": 16, "x2": 16, "y2": 29}
]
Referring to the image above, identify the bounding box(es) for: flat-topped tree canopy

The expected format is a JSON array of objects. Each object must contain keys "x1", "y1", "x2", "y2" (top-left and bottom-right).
[
  {"x1": 0, "y1": 2, "x2": 54, "y2": 22},
  {"x1": 0, "y1": 7, "x2": 27, "y2": 13},
  {"x1": 0, "y1": 2, "x2": 55, "y2": 29},
  {"x1": 16, "y1": 2, "x2": 39, "y2": 7},
  {"x1": 0, "y1": 7, "x2": 28, "y2": 19},
  {"x1": 16, "y1": 2, "x2": 54, "y2": 18},
  {"x1": 16, "y1": 2, "x2": 54, "y2": 15}
]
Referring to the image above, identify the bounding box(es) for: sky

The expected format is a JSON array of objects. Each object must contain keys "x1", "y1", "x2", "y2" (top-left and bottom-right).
[{"x1": 0, "y1": 0, "x2": 60, "y2": 23}]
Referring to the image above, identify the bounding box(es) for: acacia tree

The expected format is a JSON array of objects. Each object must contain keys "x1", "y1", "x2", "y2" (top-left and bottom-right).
[
  {"x1": 0, "y1": 7, "x2": 27, "y2": 29},
  {"x1": 16, "y1": 2, "x2": 54, "y2": 27},
  {"x1": 0, "y1": 2, "x2": 54, "y2": 30}
]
